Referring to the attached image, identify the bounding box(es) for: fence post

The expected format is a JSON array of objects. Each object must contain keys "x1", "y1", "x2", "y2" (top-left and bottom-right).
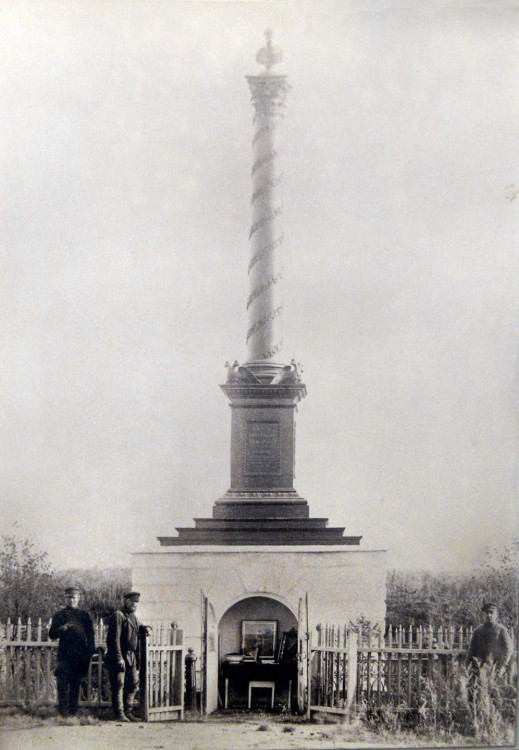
[
  {"x1": 345, "y1": 631, "x2": 358, "y2": 721},
  {"x1": 185, "y1": 648, "x2": 198, "y2": 711},
  {"x1": 139, "y1": 625, "x2": 149, "y2": 722}
]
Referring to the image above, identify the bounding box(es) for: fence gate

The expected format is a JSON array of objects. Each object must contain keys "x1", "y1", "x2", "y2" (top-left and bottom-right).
[
  {"x1": 140, "y1": 624, "x2": 184, "y2": 722},
  {"x1": 309, "y1": 623, "x2": 358, "y2": 719}
]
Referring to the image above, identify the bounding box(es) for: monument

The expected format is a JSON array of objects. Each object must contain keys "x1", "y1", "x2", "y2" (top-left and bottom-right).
[
  {"x1": 132, "y1": 32, "x2": 387, "y2": 713},
  {"x1": 158, "y1": 30, "x2": 359, "y2": 546}
]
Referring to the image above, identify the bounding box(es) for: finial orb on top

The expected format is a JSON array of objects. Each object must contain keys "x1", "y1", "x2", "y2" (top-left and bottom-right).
[{"x1": 255, "y1": 28, "x2": 283, "y2": 72}]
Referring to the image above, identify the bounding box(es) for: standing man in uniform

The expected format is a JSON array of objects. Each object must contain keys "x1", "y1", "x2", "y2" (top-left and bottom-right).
[
  {"x1": 466, "y1": 602, "x2": 513, "y2": 676},
  {"x1": 105, "y1": 591, "x2": 145, "y2": 722},
  {"x1": 49, "y1": 585, "x2": 96, "y2": 717},
  {"x1": 466, "y1": 602, "x2": 514, "y2": 709}
]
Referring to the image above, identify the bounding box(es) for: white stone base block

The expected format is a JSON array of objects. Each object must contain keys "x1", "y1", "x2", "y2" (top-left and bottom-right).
[
  {"x1": 132, "y1": 545, "x2": 386, "y2": 713},
  {"x1": 132, "y1": 545, "x2": 386, "y2": 638}
]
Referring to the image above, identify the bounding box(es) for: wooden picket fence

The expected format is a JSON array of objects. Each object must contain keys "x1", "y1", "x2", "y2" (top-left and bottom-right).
[
  {"x1": 0, "y1": 617, "x2": 109, "y2": 707},
  {"x1": 2, "y1": 616, "x2": 516, "y2": 719},
  {"x1": 0, "y1": 617, "x2": 184, "y2": 712},
  {"x1": 310, "y1": 623, "x2": 517, "y2": 718},
  {"x1": 355, "y1": 623, "x2": 470, "y2": 712}
]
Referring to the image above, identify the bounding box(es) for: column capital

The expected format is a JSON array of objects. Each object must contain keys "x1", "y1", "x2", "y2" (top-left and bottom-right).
[{"x1": 246, "y1": 75, "x2": 289, "y2": 116}]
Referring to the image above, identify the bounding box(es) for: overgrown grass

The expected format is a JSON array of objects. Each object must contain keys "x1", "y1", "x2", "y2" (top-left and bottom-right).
[
  {"x1": 1, "y1": 665, "x2": 516, "y2": 747},
  {"x1": 341, "y1": 662, "x2": 516, "y2": 746},
  {"x1": 417, "y1": 663, "x2": 516, "y2": 746},
  {"x1": 0, "y1": 705, "x2": 102, "y2": 729}
]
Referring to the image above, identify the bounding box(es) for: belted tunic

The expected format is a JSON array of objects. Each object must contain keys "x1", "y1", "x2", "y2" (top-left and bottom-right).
[
  {"x1": 466, "y1": 622, "x2": 513, "y2": 671},
  {"x1": 105, "y1": 610, "x2": 141, "y2": 670}
]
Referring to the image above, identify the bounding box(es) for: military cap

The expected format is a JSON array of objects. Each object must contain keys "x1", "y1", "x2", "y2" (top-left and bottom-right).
[
  {"x1": 64, "y1": 586, "x2": 80, "y2": 595},
  {"x1": 481, "y1": 602, "x2": 498, "y2": 612},
  {"x1": 123, "y1": 591, "x2": 141, "y2": 602}
]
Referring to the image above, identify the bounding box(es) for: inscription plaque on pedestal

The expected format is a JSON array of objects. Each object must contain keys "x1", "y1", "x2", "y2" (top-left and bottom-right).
[{"x1": 245, "y1": 421, "x2": 280, "y2": 475}]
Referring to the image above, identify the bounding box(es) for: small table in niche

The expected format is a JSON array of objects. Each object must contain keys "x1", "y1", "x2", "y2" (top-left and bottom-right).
[{"x1": 221, "y1": 661, "x2": 297, "y2": 710}]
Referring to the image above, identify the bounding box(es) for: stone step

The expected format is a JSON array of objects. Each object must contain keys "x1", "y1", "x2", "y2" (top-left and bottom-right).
[
  {"x1": 169, "y1": 526, "x2": 349, "y2": 541},
  {"x1": 213, "y1": 501, "x2": 310, "y2": 520},
  {"x1": 193, "y1": 517, "x2": 330, "y2": 530},
  {"x1": 177, "y1": 525, "x2": 345, "y2": 538},
  {"x1": 158, "y1": 533, "x2": 362, "y2": 546}
]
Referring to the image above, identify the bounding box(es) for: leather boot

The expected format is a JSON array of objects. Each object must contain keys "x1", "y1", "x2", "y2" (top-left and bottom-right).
[
  {"x1": 112, "y1": 686, "x2": 129, "y2": 722},
  {"x1": 124, "y1": 690, "x2": 139, "y2": 721}
]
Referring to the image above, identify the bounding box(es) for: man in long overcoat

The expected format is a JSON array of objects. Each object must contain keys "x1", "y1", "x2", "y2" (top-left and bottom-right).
[
  {"x1": 49, "y1": 585, "x2": 95, "y2": 717},
  {"x1": 105, "y1": 591, "x2": 145, "y2": 722}
]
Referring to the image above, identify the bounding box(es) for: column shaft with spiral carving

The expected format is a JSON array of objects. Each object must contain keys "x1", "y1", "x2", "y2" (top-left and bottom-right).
[{"x1": 245, "y1": 67, "x2": 288, "y2": 363}]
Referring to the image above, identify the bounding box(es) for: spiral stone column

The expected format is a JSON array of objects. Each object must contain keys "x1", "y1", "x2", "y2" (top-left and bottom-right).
[{"x1": 245, "y1": 31, "x2": 288, "y2": 364}]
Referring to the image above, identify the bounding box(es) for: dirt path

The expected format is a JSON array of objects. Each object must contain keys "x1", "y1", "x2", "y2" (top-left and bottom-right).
[{"x1": 0, "y1": 717, "x2": 398, "y2": 750}]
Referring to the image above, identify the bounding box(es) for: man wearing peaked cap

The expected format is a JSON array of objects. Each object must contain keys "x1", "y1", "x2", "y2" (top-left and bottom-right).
[
  {"x1": 466, "y1": 602, "x2": 513, "y2": 679},
  {"x1": 105, "y1": 591, "x2": 147, "y2": 722},
  {"x1": 49, "y1": 586, "x2": 95, "y2": 717}
]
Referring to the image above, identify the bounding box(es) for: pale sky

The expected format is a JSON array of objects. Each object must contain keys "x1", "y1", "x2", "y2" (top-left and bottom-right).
[{"x1": 1, "y1": 0, "x2": 518, "y2": 572}]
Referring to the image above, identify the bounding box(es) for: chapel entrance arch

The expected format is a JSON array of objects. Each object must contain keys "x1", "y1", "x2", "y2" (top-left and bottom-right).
[{"x1": 218, "y1": 595, "x2": 299, "y2": 711}]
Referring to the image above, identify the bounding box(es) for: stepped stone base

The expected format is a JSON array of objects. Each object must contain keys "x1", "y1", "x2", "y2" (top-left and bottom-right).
[{"x1": 157, "y1": 492, "x2": 361, "y2": 546}]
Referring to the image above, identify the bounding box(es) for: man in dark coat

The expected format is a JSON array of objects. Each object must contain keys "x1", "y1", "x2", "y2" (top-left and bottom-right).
[
  {"x1": 466, "y1": 602, "x2": 513, "y2": 676},
  {"x1": 49, "y1": 585, "x2": 95, "y2": 717},
  {"x1": 105, "y1": 591, "x2": 145, "y2": 722}
]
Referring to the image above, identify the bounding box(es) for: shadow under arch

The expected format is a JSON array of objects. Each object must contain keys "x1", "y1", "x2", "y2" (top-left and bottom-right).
[
  {"x1": 217, "y1": 591, "x2": 298, "y2": 624},
  {"x1": 219, "y1": 594, "x2": 298, "y2": 661}
]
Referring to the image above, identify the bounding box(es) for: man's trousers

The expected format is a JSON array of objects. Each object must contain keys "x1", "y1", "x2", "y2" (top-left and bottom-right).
[
  {"x1": 108, "y1": 658, "x2": 139, "y2": 716},
  {"x1": 55, "y1": 665, "x2": 82, "y2": 716}
]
